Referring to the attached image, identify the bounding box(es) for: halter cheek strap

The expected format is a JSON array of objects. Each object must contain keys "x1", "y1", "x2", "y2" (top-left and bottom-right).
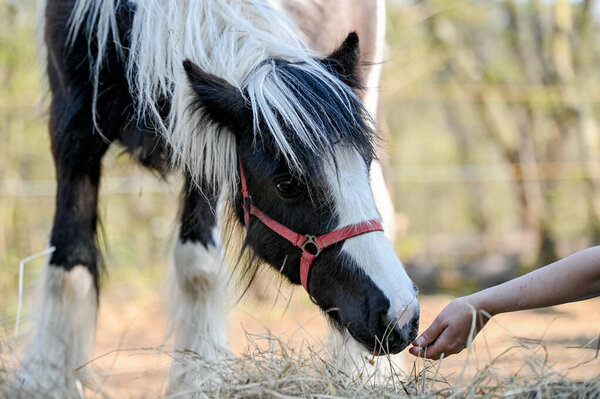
[{"x1": 239, "y1": 160, "x2": 384, "y2": 293}]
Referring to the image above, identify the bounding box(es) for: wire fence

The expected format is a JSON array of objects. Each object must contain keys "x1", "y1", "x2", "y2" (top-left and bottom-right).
[{"x1": 1, "y1": 161, "x2": 598, "y2": 198}]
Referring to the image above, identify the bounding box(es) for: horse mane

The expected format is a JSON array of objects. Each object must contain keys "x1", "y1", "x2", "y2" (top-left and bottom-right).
[{"x1": 54, "y1": 0, "x2": 376, "y2": 194}]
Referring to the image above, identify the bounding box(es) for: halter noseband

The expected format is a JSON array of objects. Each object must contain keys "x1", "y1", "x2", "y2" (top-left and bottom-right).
[{"x1": 238, "y1": 160, "x2": 384, "y2": 293}]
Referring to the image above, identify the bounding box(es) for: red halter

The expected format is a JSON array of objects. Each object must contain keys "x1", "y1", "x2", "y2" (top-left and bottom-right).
[{"x1": 238, "y1": 160, "x2": 384, "y2": 293}]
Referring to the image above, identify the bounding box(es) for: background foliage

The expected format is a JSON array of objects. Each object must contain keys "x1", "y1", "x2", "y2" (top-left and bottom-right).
[{"x1": 384, "y1": 0, "x2": 599, "y2": 290}]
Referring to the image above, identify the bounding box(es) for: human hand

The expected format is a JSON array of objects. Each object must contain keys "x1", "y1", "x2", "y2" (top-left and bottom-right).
[{"x1": 409, "y1": 296, "x2": 490, "y2": 360}]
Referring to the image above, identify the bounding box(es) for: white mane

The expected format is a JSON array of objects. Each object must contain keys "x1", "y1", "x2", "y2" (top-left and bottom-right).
[{"x1": 60, "y1": 0, "x2": 360, "y2": 196}]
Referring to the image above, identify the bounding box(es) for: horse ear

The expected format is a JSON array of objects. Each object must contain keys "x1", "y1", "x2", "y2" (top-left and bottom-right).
[
  {"x1": 323, "y1": 32, "x2": 362, "y2": 90},
  {"x1": 183, "y1": 60, "x2": 251, "y2": 132}
]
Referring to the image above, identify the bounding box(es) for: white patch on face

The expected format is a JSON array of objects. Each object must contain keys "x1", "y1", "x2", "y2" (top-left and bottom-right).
[
  {"x1": 324, "y1": 147, "x2": 419, "y2": 327},
  {"x1": 18, "y1": 265, "x2": 96, "y2": 394},
  {"x1": 370, "y1": 160, "x2": 398, "y2": 242}
]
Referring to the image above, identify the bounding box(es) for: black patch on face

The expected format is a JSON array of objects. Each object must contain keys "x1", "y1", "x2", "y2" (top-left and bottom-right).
[
  {"x1": 310, "y1": 251, "x2": 389, "y2": 327},
  {"x1": 235, "y1": 141, "x2": 335, "y2": 279}
]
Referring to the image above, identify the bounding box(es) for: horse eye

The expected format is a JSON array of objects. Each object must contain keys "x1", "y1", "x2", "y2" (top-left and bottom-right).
[{"x1": 274, "y1": 176, "x2": 301, "y2": 198}]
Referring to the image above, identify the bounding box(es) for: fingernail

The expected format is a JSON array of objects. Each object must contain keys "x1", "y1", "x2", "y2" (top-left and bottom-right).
[
  {"x1": 414, "y1": 337, "x2": 424, "y2": 346},
  {"x1": 410, "y1": 347, "x2": 424, "y2": 357}
]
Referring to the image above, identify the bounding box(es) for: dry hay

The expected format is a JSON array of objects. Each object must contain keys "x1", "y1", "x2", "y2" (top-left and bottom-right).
[
  {"x1": 158, "y1": 333, "x2": 600, "y2": 399},
  {"x1": 2, "y1": 330, "x2": 599, "y2": 398}
]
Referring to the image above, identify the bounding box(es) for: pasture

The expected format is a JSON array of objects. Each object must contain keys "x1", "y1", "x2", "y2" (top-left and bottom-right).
[{"x1": 1, "y1": 0, "x2": 600, "y2": 397}]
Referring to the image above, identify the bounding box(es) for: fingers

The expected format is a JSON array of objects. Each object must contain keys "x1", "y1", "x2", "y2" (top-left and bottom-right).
[
  {"x1": 409, "y1": 297, "x2": 487, "y2": 360},
  {"x1": 410, "y1": 336, "x2": 461, "y2": 360},
  {"x1": 412, "y1": 317, "x2": 446, "y2": 348},
  {"x1": 408, "y1": 317, "x2": 448, "y2": 359}
]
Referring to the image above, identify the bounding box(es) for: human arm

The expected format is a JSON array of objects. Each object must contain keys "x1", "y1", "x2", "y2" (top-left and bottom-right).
[{"x1": 409, "y1": 246, "x2": 600, "y2": 360}]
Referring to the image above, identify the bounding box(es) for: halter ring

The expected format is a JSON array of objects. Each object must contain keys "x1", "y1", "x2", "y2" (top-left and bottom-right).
[{"x1": 301, "y1": 235, "x2": 321, "y2": 257}]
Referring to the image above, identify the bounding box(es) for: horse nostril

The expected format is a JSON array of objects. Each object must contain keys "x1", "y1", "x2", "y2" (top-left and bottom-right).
[
  {"x1": 408, "y1": 314, "x2": 420, "y2": 343},
  {"x1": 378, "y1": 312, "x2": 395, "y2": 334}
]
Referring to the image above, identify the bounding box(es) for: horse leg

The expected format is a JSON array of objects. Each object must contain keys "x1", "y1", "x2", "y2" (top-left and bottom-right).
[
  {"x1": 17, "y1": 95, "x2": 108, "y2": 395},
  {"x1": 168, "y1": 175, "x2": 230, "y2": 389}
]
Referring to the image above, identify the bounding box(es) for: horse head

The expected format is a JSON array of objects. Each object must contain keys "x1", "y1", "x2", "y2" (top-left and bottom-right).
[{"x1": 183, "y1": 33, "x2": 419, "y2": 355}]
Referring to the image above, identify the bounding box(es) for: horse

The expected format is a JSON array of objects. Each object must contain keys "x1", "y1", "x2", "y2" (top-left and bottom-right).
[{"x1": 18, "y1": 0, "x2": 420, "y2": 394}]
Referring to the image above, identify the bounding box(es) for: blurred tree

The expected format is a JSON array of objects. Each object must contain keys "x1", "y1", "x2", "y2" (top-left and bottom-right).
[{"x1": 385, "y1": 0, "x2": 600, "y2": 284}]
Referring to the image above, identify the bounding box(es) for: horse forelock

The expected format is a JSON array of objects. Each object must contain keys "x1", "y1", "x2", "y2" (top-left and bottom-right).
[{"x1": 244, "y1": 59, "x2": 378, "y2": 178}]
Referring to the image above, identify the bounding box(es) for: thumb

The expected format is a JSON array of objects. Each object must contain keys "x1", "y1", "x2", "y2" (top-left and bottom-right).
[{"x1": 412, "y1": 318, "x2": 446, "y2": 348}]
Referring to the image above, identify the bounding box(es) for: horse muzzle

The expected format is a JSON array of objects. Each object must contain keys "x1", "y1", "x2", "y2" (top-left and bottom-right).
[
  {"x1": 309, "y1": 252, "x2": 420, "y2": 355},
  {"x1": 343, "y1": 296, "x2": 420, "y2": 355}
]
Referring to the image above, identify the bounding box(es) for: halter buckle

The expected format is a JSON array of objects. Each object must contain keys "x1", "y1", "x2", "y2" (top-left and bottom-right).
[{"x1": 301, "y1": 235, "x2": 321, "y2": 257}]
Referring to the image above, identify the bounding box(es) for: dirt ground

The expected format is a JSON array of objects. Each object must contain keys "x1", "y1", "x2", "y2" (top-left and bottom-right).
[{"x1": 73, "y1": 277, "x2": 600, "y2": 398}]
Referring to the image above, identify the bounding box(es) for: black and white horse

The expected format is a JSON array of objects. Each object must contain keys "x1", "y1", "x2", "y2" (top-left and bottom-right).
[{"x1": 19, "y1": 0, "x2": 419, "y2": 394}]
